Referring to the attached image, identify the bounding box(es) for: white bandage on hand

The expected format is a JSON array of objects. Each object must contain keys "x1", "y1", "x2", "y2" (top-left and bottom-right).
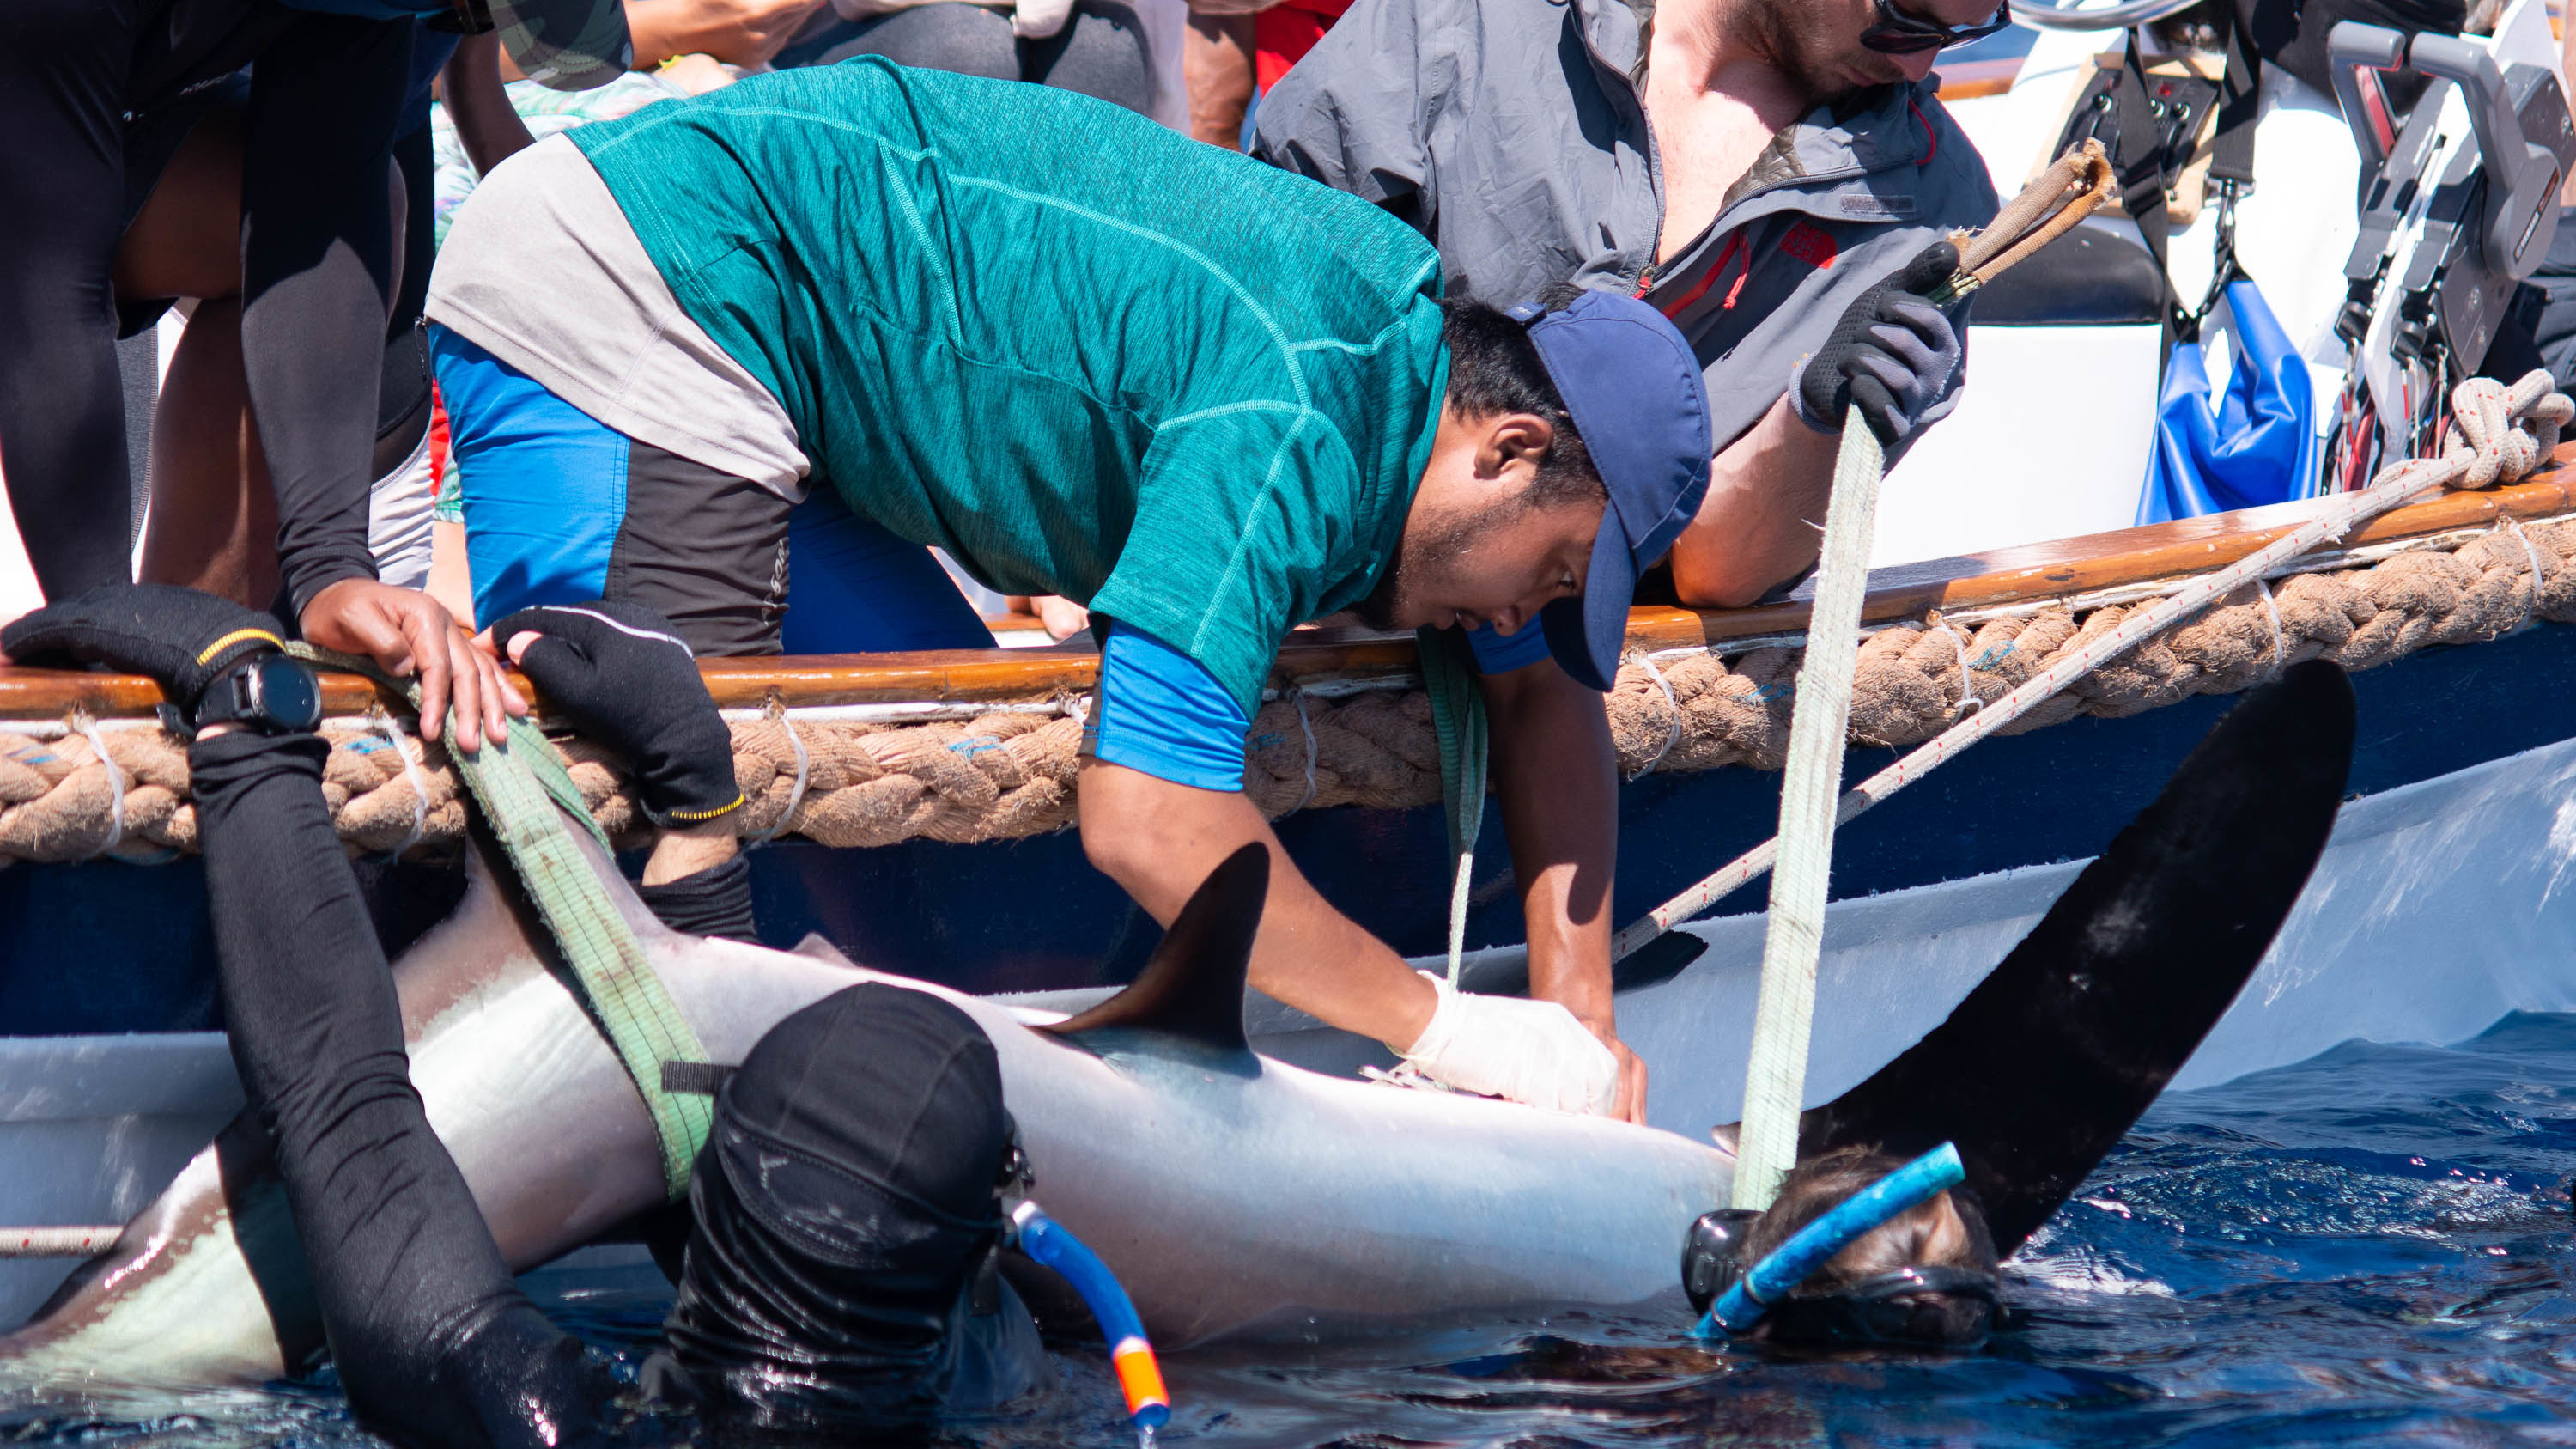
[{"x1": 1392, "y1": 970, "x2": 1619, "y2": 1116}]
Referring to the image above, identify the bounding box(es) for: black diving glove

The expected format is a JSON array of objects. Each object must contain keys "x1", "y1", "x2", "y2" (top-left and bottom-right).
[
  {"x1": 489, "y1": 600, "x2": 743, "y2": 828},
  {"x1": 1792, "y1": 240, "x2": 1964, "y2": 447},
  {"x1": 2, "y1": 583, "x2": 300, "y2": 721}
]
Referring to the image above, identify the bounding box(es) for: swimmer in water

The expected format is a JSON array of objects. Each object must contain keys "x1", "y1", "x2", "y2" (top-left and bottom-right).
[
  {"x1": 3, "y1": 587, "x2": 1057, "y2": 1446},
  {"x1": 1720, "y1": 1146, "x2": 2004, "y2": 1350}
]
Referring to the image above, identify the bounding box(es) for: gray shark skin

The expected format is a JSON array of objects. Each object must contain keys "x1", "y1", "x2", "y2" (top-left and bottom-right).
[{"x1": 0, "y1": 813, "x2": 1733, "y2": 1391}]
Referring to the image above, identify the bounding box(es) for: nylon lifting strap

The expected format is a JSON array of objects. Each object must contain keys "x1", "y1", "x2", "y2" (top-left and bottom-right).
[
  {"x1": 291, "y1": 645, "x2": 716, "y2": 1202},
  {"x1": 1414, "y1": 625, "x2": 1488, "y2": 984},
  {"x1": 1726, "y1": 147, "x2": 2115, "y2": 1211}
]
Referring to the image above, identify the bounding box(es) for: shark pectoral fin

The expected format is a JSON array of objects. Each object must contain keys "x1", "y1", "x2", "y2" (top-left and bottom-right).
[
  {"x1": 1801, "y1": 659, "x2": 2357, "y2": 1255},
  {"x1": 1042, "y1": 843, "x2": 1268, "y2": 1053}
]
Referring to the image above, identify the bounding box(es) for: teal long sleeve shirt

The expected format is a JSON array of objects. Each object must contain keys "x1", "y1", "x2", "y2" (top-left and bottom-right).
[{"x1": 570, "y1": 60, "x2": 1452, "y2": 715}]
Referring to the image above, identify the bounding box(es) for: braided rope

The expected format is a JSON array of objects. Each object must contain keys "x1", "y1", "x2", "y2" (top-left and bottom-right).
[
  {"x1": 0, "y1": 511, "x2": 2567, "y2": 867},
  {"x1": 3, "y1": 447, "x2": 2573, "y2": 867}
]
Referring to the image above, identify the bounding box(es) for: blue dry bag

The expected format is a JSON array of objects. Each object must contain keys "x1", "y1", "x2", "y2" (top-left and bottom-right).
[{"x1": 2137, "y1": 277, "x2": 2317, "y2": 523}]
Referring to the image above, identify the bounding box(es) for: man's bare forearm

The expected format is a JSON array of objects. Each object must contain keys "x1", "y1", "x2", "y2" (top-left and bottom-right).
[
  {"x1": 1078, "y1": 759, "x2": 1437, "y2": 1048},
  {"x1": 1482, "y1": 660, "x2": 1616, "y2": 1026},
  {"x1": 1669, "y1": 393, "x2": 1838, "y2": 608}
]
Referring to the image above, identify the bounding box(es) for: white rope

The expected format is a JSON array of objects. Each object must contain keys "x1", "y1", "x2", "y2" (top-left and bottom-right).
[
  {"x1": 753, "y1": 703, "x2": 811, "y2": 844},
  {"x1": 1616, "y1": 373, "x2": 2569, "y2": 969},
  {"x1": 2504, "y1": 516, "x2": 2549, "y2": 632},
  {"x1": 0, "y1": 1226, "x2": 121, "y2": 1259},
  {"x1": 1630, "y1": 652, "x2": 1685, "y2": 779},
  {"x1": 1289, "y1": 687, "x2": 1318, "y2": 815},
  {"x1": 371, "y1": 709, "x2": 429, "y2": 856},
  {"x1": 1735, "y1": 419, "x2": 1886, "y2": 1211},
  {"x1": 2255, "y1": 578, "x2": 2286, "y2": 682},
  {"x1": 79, "y1": 716, "x2": 124, "y2": 858}
]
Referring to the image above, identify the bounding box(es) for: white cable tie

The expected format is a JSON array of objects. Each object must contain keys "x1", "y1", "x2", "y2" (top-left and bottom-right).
[
  {"x1": 1289, "y1": 687, "x2": 1318, "y2": 816},
  {"x1": 371, "y1": 710, "x2": 430, "y2": 857},
  {"x1": 2504, "y1": 516, "x2": 2548, "y2": 633},
  {"x1": 2255, "y1": 578, "x2": 2286, "y2": 682},
  {"x1": 79, "y1": 717, "x2": 124, "y2": 858},
  {"x1": 1630, "y1": 652, "x2": 1684, "y2": 778},
  {"x1": 1941, "y1": 624, "x2": 1978, "y2": 713},
  {"x1": 753, "y1": 704, "x2": 811, "y2": 844}
]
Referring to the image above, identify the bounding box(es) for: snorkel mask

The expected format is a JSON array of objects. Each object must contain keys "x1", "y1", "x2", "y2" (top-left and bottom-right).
[{"x1": 1681, "y1": 1142, "x2": 2001, "y2": 1349}]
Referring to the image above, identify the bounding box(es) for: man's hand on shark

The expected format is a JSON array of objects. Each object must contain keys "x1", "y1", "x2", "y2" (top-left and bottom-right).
[{"x1": 1591, "y1": 1020, "x2": 1649, "y2": 1125}]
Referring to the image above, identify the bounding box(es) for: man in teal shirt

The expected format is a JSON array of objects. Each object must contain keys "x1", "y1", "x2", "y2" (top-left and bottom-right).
[{"x1": 427, "y1": 59, "x2": 1728, "y2": 1117}]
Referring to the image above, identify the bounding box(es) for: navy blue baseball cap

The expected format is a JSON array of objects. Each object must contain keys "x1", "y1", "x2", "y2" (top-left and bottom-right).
[{"x1": 1513, "y1": 291, "x2": 1713, "y2": 692}]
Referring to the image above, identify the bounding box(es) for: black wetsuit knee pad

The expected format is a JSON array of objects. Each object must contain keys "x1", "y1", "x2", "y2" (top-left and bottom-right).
[{"x1": 664, "y1": 983, "x2": 1016, "y2": 1430}]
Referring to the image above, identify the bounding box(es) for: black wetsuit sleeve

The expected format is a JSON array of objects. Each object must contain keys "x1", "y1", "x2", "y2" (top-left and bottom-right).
[
  {"x1": 192, "y1": 730, "x2": 597, "y2": 1449},
  {"x1": 0, "y1": 1, "x2": 143, "y2": 600},
  {"x1": 637, "y1": 851, "x2": 760, "y2": 943},
  {"x1": 240, "y1": 15, "x2": 409, "y2": 617}
]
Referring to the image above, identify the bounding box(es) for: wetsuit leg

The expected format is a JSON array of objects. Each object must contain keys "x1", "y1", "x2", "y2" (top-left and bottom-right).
[
  {"x1": 1022, "y1": 0, "x2": 1155, "y2": 114},
  {"x1": 0, "y1": 0, "x2": 145, "y2": 600},
  {"x1": 663, "y1": 983, "x2": 1049, "y2": 1434},
  {"x1": 191, "y1": 730, "x2": 607, "y2": 1449},
  {"x1": 793, "y1": 3, "x2": 1022, "y2": 76},
  {"x1": 240, "y1": 13, "x2": 410, "y2": 616}
]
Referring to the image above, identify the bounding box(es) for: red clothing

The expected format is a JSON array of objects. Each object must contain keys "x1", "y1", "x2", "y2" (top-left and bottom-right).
[{"x1": 1255, "y1": 0, "x2": 1352, "y2": 92}]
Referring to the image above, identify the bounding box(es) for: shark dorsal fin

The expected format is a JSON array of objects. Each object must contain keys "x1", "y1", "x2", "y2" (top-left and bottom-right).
[{"x1": 1042, "y1": 843, "x2": 1268, "y2": 1051}]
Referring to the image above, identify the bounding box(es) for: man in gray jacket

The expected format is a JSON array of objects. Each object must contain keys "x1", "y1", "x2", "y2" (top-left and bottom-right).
[{"x1": 1252, "y1": 0, "x2": 2004, "y2": 607}]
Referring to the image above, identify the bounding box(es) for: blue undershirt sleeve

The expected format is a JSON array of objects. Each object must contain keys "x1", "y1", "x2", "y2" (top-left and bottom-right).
[
  {"x1": 1084, "y1": 621, "x2": 1252, "y2": 792},
  {"x1": 1465, "y1": 621, "x2": 1553, "y2": 675}
]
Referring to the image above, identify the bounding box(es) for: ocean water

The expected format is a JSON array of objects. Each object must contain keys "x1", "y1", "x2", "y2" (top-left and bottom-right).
[{"x1": 14, "y1": 1011, "x2": 2576, "y2": 1449}]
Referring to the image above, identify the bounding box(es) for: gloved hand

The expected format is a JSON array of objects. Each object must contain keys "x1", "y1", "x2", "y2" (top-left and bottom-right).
[
  {"x1": 1394, "y1": 970, "x2": 1619, "y2": 1116},
  {"x1": 1, "y1": 583, "x2": 289, "y2": 717},
  {"x1": 487, "y1": 601, "x2": 743, "y2": 828},
  {"x1": 1792, "y1": 240, "x2": 1964, "y2": 447}
]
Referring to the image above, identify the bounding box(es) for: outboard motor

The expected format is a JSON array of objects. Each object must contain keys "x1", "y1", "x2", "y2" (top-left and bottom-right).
[{"x1": 2325, "y1": 17, "x2": 2576, "y2": 482}]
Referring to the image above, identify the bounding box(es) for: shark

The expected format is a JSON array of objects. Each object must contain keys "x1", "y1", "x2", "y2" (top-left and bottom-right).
[{"x1": 0, "y1": 660, "x2": 2358, "y2": 1391}]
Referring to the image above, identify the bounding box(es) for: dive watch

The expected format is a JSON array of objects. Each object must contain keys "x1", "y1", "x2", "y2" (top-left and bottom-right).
[{"x1": 169, "y1": 652, "x2": 324, "y2": 737}]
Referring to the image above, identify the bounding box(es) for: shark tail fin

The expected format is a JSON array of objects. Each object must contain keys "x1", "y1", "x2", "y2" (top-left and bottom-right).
[{"x1": 1798, "y1": 659, "x2": 2357, "y2": 1253}]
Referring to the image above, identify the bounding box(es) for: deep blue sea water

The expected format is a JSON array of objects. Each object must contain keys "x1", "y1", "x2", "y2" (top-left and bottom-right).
[{"x1": 14, "y1": 1012, "x2": 2576, "y2": 1449}]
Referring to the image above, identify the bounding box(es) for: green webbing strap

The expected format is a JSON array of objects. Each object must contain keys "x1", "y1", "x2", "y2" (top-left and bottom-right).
[
  {"x1": 291, "y1": 646, "x2": 714, "y2": 1200},
  {"x1": 1413, "y1": 626, "x2": 1488, "y2": 984}
]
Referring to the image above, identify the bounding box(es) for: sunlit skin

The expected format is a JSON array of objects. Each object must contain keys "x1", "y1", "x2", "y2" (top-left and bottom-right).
[
  {"x1": 1084, "y1": 401, "x2": 1648, "y2": 1120},
  {"x1": 1653, "y1": 0, "x2": 1998, "y2": 607}
]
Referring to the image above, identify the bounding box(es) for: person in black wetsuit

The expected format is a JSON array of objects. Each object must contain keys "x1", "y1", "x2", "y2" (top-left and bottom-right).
[
  {"x1": 0, "y1": 0, "x2": 628, "y2": 754},
  {"x1": 0, "y1": 587, "x2": 1049, "y2": 1446}
]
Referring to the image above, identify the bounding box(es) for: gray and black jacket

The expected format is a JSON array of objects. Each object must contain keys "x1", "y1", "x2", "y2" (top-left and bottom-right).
[{"x1": 1249, "y1": 0, "x2": 2003, "y2": 455}]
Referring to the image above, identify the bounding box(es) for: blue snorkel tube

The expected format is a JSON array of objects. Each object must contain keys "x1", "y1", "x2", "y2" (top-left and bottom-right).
[
  {"x1": 1010, "y1": 1202, "x2": 1171, "y2": 1441},
  {"x1": 1692, "y1": 1142, "x2": 1967, "y2": 1337}
]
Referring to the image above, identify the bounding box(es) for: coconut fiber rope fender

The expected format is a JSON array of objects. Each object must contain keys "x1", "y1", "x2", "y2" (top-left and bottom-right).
[
  {"x1": 0, "y1": 517, "x2": 2573, "y2": 863},
  {"x1": 0, "y1": 509, "x2": 2572, "y2": 865}
]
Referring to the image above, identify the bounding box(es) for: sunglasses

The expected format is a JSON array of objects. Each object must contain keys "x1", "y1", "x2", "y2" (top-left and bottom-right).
[{"x1": 1859, "y1": 0, "x2": 2013, "y2": 54}]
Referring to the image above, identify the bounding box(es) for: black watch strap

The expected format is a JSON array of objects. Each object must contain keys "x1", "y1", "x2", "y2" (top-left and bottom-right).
[{"x1": 175, "y1": 653, "x2": 324, "y2": 737}]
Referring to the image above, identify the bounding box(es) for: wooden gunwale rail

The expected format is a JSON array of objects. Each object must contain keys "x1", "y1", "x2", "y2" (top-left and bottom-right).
[{"x1": 2, "y1": 449, "x2": 2569, "y2": 722}]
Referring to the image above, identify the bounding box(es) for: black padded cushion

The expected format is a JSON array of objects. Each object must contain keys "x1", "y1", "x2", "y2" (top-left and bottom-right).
[{"x1": 1971, "y1": 226, "x2": 2167, "y2": 326}]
